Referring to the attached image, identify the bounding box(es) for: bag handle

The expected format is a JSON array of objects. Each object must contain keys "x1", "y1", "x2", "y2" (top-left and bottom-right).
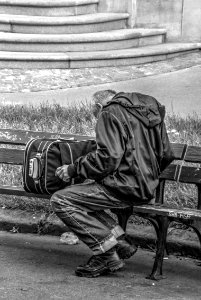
[
  {"x1": 58, "y1": 142, "x2": 74, "y2": 185},
  {"x1": 58, "y1": 142, "x2": 74, "y2": 166}
]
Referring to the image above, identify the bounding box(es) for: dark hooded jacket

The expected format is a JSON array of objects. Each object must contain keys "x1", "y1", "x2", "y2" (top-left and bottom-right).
[{"x1": 68, "y1": 92, "x2": 174, "y2": 203}]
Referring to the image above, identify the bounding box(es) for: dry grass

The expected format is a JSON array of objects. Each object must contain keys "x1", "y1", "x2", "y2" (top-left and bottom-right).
[{"x1": 0, "y1": 102, "x2": 96, "y2": 136}]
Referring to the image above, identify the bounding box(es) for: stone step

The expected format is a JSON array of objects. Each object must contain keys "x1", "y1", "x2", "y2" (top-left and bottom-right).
[
  {"x1": 0, "y1": 12, "x2": 129, "y2": 34},
  {"x1": 0, "y1": 43, "x2": 200, "y2": 69},
  {"x1": 0, "y1": 0, "x2": 99, "y2": 16},
  {"x1": 0, "y1": 29, "x2": 166, "y2": 52}
]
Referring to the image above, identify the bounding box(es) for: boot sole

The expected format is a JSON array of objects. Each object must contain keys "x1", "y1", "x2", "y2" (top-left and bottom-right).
[
  {"x1": 118, "y1": 246, "x2": 138, "y2": 260},
  {"x1": 108, "y1": 259, "x2": 124, "y2": 272},
  {"x1": 75, "y1": 261, "x2": 124, "y2": 278}
]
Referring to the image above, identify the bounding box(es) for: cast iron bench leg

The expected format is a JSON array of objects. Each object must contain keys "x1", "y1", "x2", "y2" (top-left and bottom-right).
[
  {"x1": 147, "y1": 216, "x2": 169, "y2": 258},
  {"x1": 146, "y1": 216, "x2": 170, "y2": 280},
  {"x1": 193, "y1": 221, "x2": 201, "y2": 248},
  {"x1": 190, "y1": 220, "x2": 201, "y2": 259},
  {"x1": 111, "y1": 207, "x2": 133, "y2": 231}
]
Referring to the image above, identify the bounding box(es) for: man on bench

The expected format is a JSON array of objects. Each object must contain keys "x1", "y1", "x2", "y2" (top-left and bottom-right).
[{"x1": 51, "y1": 89, "x2": 173, "y2": 278}]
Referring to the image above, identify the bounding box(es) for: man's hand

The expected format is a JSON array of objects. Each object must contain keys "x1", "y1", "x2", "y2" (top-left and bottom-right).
[{"x1": 55, "y1": 165, "x2": 71, "y2": 182}]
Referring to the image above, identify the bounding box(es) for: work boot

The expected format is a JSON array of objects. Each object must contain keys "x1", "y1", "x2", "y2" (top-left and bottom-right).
[
  {"x1": 116, "y1": 235, "x2": 138, "y2": 260},
  {"x1": 75, "y1": 248, "x2": 124, "y2": 278}
]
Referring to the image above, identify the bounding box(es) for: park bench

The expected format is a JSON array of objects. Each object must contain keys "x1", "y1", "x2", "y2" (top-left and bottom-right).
[{"x1": 0, "y1": 128, "x2": 201, "y2": 280}]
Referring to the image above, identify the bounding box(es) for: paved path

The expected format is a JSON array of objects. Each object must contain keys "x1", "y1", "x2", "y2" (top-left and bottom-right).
[
  {"x1": 1, "y1": 52, "x2": 201, "y2": 116},
  {"x1": 2, "y1": 63, "x2": 201, "y2": 117},
  {"x1": 0, "y1": 231, "x2": 200, "y2": 300},
  {"x1": 0, "y1": 52, "x2": 201, "y2": 93}
]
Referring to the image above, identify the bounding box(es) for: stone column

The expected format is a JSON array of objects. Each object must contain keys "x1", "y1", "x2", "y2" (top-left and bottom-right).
[{"x1": 127, "y1": 0, "x2": 137, "y2": 28}]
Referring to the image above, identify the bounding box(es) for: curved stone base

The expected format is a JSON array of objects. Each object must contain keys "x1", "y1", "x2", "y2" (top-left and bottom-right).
[{"x1": 0, "y1": 43, "x2": 200, "y2": 69}]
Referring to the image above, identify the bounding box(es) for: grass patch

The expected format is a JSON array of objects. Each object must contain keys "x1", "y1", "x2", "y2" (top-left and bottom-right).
[
  {"x1": 0, "y1": 102, "x2": 96, "y2": 135},
  {"x1": 0, "y1": 103, "x2": 201, "y2": 216},
  {"x1": 165, "y1": 113, "x2": 201, "y2": 145}
]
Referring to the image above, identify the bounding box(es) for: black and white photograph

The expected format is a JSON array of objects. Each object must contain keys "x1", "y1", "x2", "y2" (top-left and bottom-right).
[{"x1": 0, "y1": 0, "x2": 200, "y2": 299}]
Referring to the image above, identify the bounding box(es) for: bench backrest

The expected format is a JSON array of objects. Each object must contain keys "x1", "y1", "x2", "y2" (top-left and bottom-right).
[
  {"x1": 0, "y1": 128, "x2": 94, "y2": 165},
  {"x1": 0, "y1": 128, "x2": 201, "y2": 208},
  {"x1": 158, "y1": 144, "x2": 201, "y2": 209}
]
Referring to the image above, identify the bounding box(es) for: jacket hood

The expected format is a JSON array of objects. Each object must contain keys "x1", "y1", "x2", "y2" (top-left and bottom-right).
[{"x1": 105, "y1": 92, "x2": 166, "y2": 128}]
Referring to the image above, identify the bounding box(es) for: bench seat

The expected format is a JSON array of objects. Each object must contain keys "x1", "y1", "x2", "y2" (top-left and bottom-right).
[
  {"x1": 0, "y1": 128, "x2": 201, "y2": 280},
  {"x1": 0, "y1": 184, "x2": 50, "y2": 199},
  {"x1": 133, "y1": 205, "x2": 201, "y2": 221}
]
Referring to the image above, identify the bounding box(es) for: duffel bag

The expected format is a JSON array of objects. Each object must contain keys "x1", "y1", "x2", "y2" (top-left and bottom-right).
[{"x1": 23, "y1": 138, "x2": 96, "y2": 195}]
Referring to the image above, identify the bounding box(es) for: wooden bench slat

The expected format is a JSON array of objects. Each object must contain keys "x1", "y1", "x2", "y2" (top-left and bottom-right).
[
  {"x1": 0, "y1": 128, "x2": 95, "y2": 145},
  {"x1": 184, "y1": 146, "x2": 201, "y2": 163},
  {"x1": 133, "y1": 204, "x2": 201, "y2": 220},
  {"x1": 159, "y1": 164, "x2": 179, "y2": 181},
  {"x1": 179, "y1": 166, "x2": 201, "y2": 184},
  {"x1": 0, "y1": 148, "x2": 24, "y2": 164},
  {"x1": 0, "y1": 185, "x2": 50, "y2": 199},
  {"x1": 171, "y1": 143, "x2": 187, "y2": 160}
]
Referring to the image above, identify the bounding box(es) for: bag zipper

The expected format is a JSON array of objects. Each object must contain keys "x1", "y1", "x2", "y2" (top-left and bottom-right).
[{"x1": 23, "y1": 138, "x2": 37, "y2": 193}]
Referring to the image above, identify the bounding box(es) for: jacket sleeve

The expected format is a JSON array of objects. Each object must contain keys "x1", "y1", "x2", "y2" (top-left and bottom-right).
[
  {"x1": 68, "y1": 110, "x2": 127, "y2": 180},
  {"x1": 160, "y1": 122, "x2": 174, "y2": 172}
]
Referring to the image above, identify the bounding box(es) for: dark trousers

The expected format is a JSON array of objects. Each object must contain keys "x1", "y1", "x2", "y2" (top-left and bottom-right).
[{"x1": 51, "y1": 181, "x2": 130, "y2": 255}]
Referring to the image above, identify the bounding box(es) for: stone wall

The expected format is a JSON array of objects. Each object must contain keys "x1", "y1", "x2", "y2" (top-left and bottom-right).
[
  {"x1": 98, "y1": 0, "x2": 129, "y2": 13},
  {"x1": 182, "y1": 0, "x2": 201, "y2": 42},
  {"x1": 134, "y1": 0, "x2": 183, "y2": 41},
  {"x1": 98, "y1": 0, "x2": 201, "y2": 42}
]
